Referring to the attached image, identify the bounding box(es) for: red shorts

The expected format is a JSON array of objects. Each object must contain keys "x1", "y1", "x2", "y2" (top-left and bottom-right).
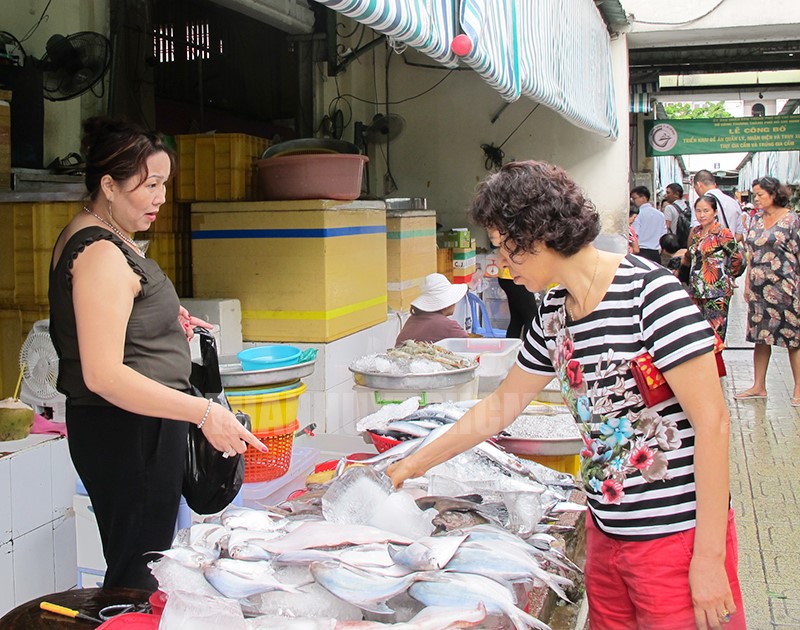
[{"x1": 585, "y1": 509, "x2": 746, "y2": 629}]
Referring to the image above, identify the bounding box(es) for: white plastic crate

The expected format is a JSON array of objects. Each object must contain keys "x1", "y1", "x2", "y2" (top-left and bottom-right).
[
  {"x1": 435, "y1": 337, "x2": 521, "y2": 393},
  {"x1": 240, "y1": 446, "x2": 319, "y2": 509}
]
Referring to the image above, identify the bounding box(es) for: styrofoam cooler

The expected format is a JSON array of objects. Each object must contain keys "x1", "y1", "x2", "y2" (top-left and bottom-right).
[{"x1": 435, "y1": 337, "x2": 521, "y2": 394}]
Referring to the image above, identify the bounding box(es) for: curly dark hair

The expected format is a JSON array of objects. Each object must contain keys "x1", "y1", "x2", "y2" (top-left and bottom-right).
[
  {"x1": 469, "y1": 160, "x2": 600, "y2": 258},
  {"x1": 753, "y1": 176, "x2": 791, "y2": 207},
  {"x1": 82, "y1": 116, "x2": 176, "y2": 200}
]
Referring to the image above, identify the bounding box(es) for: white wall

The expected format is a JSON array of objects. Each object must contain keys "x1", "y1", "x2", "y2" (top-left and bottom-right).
[
  {"x1": 317, "y1": 25, "x2": 631, "y2": 249},
  {"x1": 4, "y1": 0, "x2": 108, "y2": 166},
  {"x1": 621, "y1": 0, "x2": 800, "y2": 47}
]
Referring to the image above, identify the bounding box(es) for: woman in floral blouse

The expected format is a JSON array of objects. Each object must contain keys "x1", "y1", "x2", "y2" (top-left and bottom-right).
[
  {"x1": 734, "y1": 176, "x2": 800, "y2": 406},
  {"x1": 680, "y1": 194, "x2": 743, "y2": 342},
  {"x1": 388, "y1": 161, "x2": 744, "y2": 629}
]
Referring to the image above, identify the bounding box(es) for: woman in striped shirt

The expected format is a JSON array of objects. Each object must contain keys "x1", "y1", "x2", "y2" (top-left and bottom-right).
[{"x1": 388, "y1": 161, "x2": 744, "y2": 629}]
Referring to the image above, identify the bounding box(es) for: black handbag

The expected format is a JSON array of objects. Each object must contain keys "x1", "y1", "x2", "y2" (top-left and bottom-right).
[{"x1": 183, "y1": 328, "x2": 250, "y2": 515}]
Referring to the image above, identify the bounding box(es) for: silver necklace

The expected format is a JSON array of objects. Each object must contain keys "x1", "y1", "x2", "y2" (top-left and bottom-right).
[
  {"x1": 83, "y1": 207, "x2": 144, "y2": 257},
  {"x1": 567, "y1": 250, "x2": 599, "y2": 322}
]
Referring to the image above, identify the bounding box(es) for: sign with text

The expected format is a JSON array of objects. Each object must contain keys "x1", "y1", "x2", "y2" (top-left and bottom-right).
[{"x1": 645, "y1": 115, "x2": 800, "y2": 156}]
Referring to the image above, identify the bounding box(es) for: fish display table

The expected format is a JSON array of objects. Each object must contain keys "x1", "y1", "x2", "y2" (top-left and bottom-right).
[{"x1": 0, "y1": 587, "x2": 150, "y2": 628}]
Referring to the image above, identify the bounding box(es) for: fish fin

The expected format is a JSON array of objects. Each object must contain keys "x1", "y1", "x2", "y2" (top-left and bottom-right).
[
  {"x1": 510, "y1": 608, "x2": 552, "y2": 630},
  {"x1": 357, "y1": 600, "x2": 395, "y2": 615}
]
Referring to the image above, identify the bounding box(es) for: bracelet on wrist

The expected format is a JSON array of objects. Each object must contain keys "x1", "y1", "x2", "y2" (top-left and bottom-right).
[{"x1": 197, "y1": 398, "x2": 212, "y2": 429}]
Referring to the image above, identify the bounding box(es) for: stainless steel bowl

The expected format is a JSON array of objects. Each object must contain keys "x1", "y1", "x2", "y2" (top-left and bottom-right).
[{"x1": 349, "y1": 363, "x2": 478, "y2": 390}]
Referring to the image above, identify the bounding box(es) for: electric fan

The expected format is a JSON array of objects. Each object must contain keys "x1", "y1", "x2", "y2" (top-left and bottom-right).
[
  {"x1": 19, "y1": 320, "x2": 66, "y2": 422},
  {"x1": 39, "y1": 32, "x2": 111, "y2": 101}
]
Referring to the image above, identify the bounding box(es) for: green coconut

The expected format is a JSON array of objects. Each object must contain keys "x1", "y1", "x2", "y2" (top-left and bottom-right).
[{"x1": 0, "y1": 398, "x2": 35, "y2": 441}]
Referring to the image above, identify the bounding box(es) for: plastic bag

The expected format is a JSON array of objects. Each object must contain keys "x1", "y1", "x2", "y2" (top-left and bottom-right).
[{"x1": 183, "y1": 328, "x2": 250, "y2": 514}]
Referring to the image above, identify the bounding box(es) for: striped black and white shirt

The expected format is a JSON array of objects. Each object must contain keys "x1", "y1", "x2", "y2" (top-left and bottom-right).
[{"x1": 518, "y1": 254, "x2": 715, "y2": 540}]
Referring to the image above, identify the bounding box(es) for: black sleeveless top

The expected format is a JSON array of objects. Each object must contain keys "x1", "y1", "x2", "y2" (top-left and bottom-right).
[{"x1": 49, "y1": 226, "x2": 191, "y2": 406}]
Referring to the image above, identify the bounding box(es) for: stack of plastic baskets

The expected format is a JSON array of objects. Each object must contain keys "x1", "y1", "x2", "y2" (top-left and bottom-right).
[{"x1": 226, "y1": 381, "x2": 306, "y2": 483}]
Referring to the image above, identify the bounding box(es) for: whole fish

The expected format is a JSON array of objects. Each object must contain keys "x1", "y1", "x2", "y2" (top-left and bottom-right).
[
  {"x1": 334, "y1": 604, "x2": 486, "y2": 629},
  {"x1": 402, "y1": 409, "x2": 459, "y2": 423},
  {"x1": 309, "y1": 560, "x2": 437, "y2": 615},
  {"x1": 153, "y1": 545, "x2": 218, "y2": 568},
  {"x1": 204, "y1": 558, "x2": 308, "y2": 599},
  {"x1": 388, "y1": 534, "x2": 467, "y2": 570},
  {"x1": 347, "y1": 438, "x2": 424, "y2": 465},
  {"x1": 187, "y1": 523, "x2": 231, "y2": 550},
  {"x1": 220, "y1": 506, "x2": 290, "y2": 532},
  {"x1": 384, "y1": 421, "x2": 434, "y2": 438},
  {"x1": 445, "y1": 545, "x2": 573, "y2": 602},
  {"x1": 251, "y1": 521, "x2": 413, "y2": 553},
  {"x1": 408, "y1": 572, "x2": 551, "y2": 630}
]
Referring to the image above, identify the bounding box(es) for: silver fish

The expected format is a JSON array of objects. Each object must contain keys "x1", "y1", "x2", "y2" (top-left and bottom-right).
[
  {"x1": 309, "y1": 560, "x2": 437, "y2": 615},
  {"x1": 154, "y1": 545, "x2": 218, "y2": 568},
  {"x1": 204, "y1": 558, "x2": 307, "y2": 599},
  {"x1": 253, "y1": 521, "x2": 413, "y2": 553},
  {"x1": 385, "y1": 421, "x2": 434, "y2": 438},
  {"x1": 408, "y1": 572, "x2": 551, "y2": 630},
  {"x1": 347, "y1": 438, "x2": 424, "y2": 465},
  {"x1": 220, "y1": 506, "x2": 289, "y2": 531},
  {"x1": 388, "y1": 534, "x2": 467, "y2": 570}
]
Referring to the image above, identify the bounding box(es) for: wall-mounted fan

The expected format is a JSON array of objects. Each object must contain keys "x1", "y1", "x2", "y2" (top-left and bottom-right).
[
  {"x1": 364, "y1": 113, "x2": 405, "y2": 144},
  {"x1": 39, "y1": 32, "x2": 111, "y2": 101}
]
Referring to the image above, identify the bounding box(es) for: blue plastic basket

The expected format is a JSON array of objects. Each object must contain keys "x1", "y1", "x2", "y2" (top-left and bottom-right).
[{"x1": 238, "y1": 345, "x2": 301, "y2": 371}]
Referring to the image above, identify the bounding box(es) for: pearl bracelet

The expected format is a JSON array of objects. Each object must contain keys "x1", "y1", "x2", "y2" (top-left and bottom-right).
[{"x1": 197, "y1": 398, "x2": 212, "y2": 429}]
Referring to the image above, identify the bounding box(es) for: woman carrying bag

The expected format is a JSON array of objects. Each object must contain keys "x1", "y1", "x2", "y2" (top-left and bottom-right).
[
  {"x1": 48, "y1": 117, "x2": 265, "y2": 591},
  {"x1": 680, "y1": 194, "x2": 743, "y2": 342}
]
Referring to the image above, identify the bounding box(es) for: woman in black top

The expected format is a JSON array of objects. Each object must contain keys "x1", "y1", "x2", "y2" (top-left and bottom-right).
[{"x1": 49, "y1": 117, "x2": 264, "y2": 590}]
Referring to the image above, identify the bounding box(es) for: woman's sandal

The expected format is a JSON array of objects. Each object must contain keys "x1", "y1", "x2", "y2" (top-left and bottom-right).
[
  {"x1": 791, "y1": 398, "x2": 800, "y2": 408},
  {"x1": 733, "y1": 391, "x2": 767, "y2": 400}
]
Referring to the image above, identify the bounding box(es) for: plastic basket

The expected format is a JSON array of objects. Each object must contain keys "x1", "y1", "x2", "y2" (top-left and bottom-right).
[
  {"x1": 227, "y1": 381, "x2": 306, "y2": 431},
  {"x1": 368, "y1": 431, "x2": 402, "y2": 453},
  {"x1": 244, "y1": 419, "x2": 299, "y2": 483}
]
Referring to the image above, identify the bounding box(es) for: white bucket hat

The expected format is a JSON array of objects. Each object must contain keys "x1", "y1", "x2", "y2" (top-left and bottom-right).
[{"x1": 411, "y1": 273, "x2": 468, "y2": 312}]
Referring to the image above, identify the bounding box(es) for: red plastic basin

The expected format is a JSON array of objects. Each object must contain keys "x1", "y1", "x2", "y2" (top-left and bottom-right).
[{"x1": 256, "y1": 153, "x2": 369, "y2": 200}]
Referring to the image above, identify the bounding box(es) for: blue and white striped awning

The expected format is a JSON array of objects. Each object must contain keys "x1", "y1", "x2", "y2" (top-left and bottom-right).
[{"x1": 314, "y1": 0, "x2": 619, "y2": 138}]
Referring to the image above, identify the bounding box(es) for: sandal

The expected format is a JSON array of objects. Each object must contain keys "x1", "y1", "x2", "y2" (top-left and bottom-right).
[
  {"x1": 733, "y1": 391, "x2": 767, "y2": 400},
  {"x1": 47, "y1": 151, "x2": 85, "y2": 175},
  {"x1": 792, "y1": 398, "x2": 800, "y2": 408}
]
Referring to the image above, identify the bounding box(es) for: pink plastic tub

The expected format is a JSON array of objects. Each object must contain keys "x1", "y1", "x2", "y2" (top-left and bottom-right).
[{"x1": 256, "y1": 153, "x2": 368, "y2": 200}]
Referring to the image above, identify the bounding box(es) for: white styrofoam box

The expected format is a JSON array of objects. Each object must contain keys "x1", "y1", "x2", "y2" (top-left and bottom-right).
[
  {"x1": 9, "y1": 436, "x2": 54, "y2": 539},
  {"x1": 77, "y1": 567, "x2": 105, "y2": 589},
  {"x1": 297, "y1": 379, "x2": 363, "y2": 435},
  {"x1": 353, "y1": 378, "x2": 479, "y2": 420},
  {"x1": 294, "y1": 432, "x2": 370, "y2": 461},
  {"x1": 0, "y1": 540, "x2": 13, "y2": 617},
  {"x1": 53, "y1": 511, "x2": 77, "y2": 591},
  {"x1": 49, "y1": 437, "x2": 77, "y2": 520},
  {"x1": 436, "y1": 337, "x2": 521, "y2": 393},
  {"x1": 181, "y1": 298, "x2": 243, "y2": 357},
  {"x1": 243, "y1": 316, "x2": 397, "y2": 393},
  {"x1": 240, "y1": 447, "x2": 320, "y2": 509},
  {"x1": 12, "y1": 522, "x2": 55, "y2": 606},
  {"x1": 0, "y1": 456, "x2": 11, "y2": 545},
  {"x1": 73, "y1": 494, "x2": 107, "y2": 573}
]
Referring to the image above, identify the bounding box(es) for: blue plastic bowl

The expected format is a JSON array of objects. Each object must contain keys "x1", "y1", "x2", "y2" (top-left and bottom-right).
[{"x1": 237, "y1": 345, "x2": 302, "y2": 371}]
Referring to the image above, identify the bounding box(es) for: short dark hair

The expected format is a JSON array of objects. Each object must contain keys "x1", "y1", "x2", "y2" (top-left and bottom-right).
[
  {"x1": 660, "y1": 232, "x2": 680, "y2": 254},
  {"x1": 694, "y1": 169, "x2": 716, "y2": 186},
  {"x1": 752, "y1": 176, "x2": 790, "y2": 207},
  {"x1": 629, "y1": 204, "x2": 640, "y2": 217},
  {"x1": 469, "y1": 160, "x2": 600, "y2": 258},
  {"x1": 82, "y1": 116, "x2": 176, "y2": 201},
  {"x1": 666, "y1": 183, "x2": 684, "y2": 197},
  {"x1": 630, "y1": 185, "x2": 650, "y2": 200}
]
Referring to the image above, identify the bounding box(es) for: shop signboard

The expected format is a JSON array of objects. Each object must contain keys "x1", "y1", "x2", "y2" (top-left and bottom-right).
[{"x1": 645, "y1": 115, "x2": 800, "y2": 156}]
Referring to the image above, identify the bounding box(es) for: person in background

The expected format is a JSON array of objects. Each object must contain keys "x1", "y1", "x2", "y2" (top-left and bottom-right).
[
  {"x1": 389, "y1": 160, "x2": 744, "y2": 629},
  {"x1": 734, "y1": 176, "x2": 800, "y2": 406},
  {"x1": 693, "y1": 170, "x2": 745, "y2": 242},
  {"x1": 628, "y1": 205, "x2": 640, "y2": 254},
  {"x1": 741, "y1": 201, "x2": 757, "y2": 234},
  {"x1": 396, "y1": 273, "x2": 468, "y2": 344},
  {"x1": 498, "y1": 266, "x2": 538, "y2": 339},
  {"x1": 680, "y1": 195, "x2": 743, "y2": 342},
  {"x1": 630, "y1": 185, "x2": 667, "y2": 263},
  {"x1": 659, "y1": 232, "x2": 687, "y2": 280},
  {"x1": 48, "y1": 117, "x2": 265, "y2": 591}
]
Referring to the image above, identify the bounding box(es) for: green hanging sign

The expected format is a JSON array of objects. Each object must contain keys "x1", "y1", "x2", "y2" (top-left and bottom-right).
[{"x1": 645, "y1": 115, "x2": 800, "y2": 156}]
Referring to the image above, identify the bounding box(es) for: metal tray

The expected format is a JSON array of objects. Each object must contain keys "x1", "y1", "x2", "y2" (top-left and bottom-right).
[
  {"x1": 495, "y1": 435, "x2": 583, "y2": 457},
  {"x1": 349, "y1": 363, "x2": 478, "y2": 390},
  {"x1": 220, "y1": 358, "x2": 316, "y2": 388}
]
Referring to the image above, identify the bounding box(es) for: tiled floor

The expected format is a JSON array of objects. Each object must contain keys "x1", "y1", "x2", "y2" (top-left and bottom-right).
[{"x1": 724, "y1": 287, "x2": 800, "y2": 629}]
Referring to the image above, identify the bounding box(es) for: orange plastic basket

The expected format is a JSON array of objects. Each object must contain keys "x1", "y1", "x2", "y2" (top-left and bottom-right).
[
  {"x1": 243, "y1": 419, "x2": 299, "y2": 483},
  {"x1": 368, "y1": 431, "x2": 402, "y2": 453}
]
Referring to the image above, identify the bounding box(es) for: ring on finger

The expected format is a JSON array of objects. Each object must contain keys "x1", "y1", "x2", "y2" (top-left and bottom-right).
[{"x1": 720, "y1": 609, "x2": 731, "y2": 624}]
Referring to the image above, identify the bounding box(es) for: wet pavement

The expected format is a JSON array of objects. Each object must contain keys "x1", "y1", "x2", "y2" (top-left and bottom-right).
[{"x1": 724, "y1": 286, "x2": 800, "y2": 629}]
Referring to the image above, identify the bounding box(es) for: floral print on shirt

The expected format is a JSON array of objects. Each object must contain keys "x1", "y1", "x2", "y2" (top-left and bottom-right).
[{"x1": 543, "y1": 306, "x2": 680, "y2": 505}]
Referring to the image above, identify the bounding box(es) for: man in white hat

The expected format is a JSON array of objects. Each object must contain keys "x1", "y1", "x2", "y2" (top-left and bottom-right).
[{"x1": 395, "y1": 273, "x2": 469, "y2": 345}]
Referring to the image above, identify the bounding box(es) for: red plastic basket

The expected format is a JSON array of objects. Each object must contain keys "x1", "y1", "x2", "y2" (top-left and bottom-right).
[
  {"x1": 244, "y1": 419, "x2": 299, "y2": 483},
  {"x1": 368, "y1": 431, "x2": 402, "y2": 453}
]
